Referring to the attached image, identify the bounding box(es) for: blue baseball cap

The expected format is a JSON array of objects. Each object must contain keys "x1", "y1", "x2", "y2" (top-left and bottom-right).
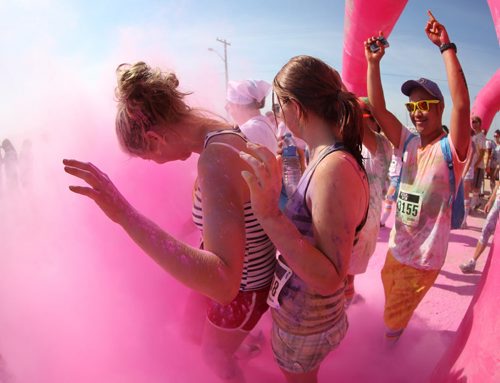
[{"x1": 401, "y1": 78, "x2": 444, "y2": 102}]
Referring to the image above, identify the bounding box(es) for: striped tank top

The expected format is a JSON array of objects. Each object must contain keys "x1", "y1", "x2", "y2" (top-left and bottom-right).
[
  {"x1": 272, "y1": 143, "x2": 368, "y2": 335},
  {"x1": 192, "y1": 129, "x2": 277, "y2": 291}
]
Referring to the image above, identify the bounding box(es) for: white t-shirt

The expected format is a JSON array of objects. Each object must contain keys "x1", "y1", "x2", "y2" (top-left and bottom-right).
[
  {"x1": 239, "y1": 115, "x2": 278, "y2": 154},
  {"x1": 485, "y1": 139, "x2": 496, "y2": 168},
  {"x1": 492, "y1": 143, "x2": 500, "y2": 169},
  {"x1": 485, "y1": 139, "x2": 495, "y2": 151},
  {"x1": 473, "y1": 131, "x2": 486, "y2": 169},
  {"x1": 389, "y1": 127, "x2": 469, "y2": 270}
]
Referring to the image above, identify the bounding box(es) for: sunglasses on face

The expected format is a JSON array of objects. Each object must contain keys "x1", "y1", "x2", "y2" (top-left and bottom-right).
[{"x1": 405, "y1": 99, "x2": 440, "y2": 113}]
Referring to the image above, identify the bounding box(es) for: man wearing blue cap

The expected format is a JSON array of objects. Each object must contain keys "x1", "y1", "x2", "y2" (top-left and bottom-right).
[{"x1": 364, "y1": 13, "x2": 470, "y2": 343}]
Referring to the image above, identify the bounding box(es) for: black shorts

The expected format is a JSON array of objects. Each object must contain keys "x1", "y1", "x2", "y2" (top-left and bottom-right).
[{"x1": 473, "y1": 168, "x2": 485, "y2": 189}]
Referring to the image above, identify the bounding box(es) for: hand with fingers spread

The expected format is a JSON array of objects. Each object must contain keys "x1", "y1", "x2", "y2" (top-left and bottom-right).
[
  {"x1": 239, "y1": 142, "x2": 282, "y2": 220},
  {"x1": 63, "y1": 159, "x2": 133, "y2": 224},
  {"x1": 364, "y1": 32, "x2": 387, "y2": 64}
]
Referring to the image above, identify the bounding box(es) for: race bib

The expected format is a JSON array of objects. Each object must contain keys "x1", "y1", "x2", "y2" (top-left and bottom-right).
[
  {"x1": 396, "y1": 188, "x2": 423, "y2": 227},
  {"x1": 267, "y1": 256, "x2": 293, "y2": 309}
]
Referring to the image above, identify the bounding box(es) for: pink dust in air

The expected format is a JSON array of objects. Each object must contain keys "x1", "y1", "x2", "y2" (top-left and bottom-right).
[
  {"x1": 0, "y1": 39, "x2": 466, "y2": 383},
  {"x1": 0, "y1": 102, "x2": 455, "y2": 383}
]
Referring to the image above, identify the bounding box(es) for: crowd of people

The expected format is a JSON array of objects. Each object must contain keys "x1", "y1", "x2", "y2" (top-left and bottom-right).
[{"x1": 62, "y1": 12, "x2": 497, "y2": 383}]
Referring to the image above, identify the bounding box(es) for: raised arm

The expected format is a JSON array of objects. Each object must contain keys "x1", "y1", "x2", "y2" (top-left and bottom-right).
[
  {"x1": 63, "y1": 151, "x2": 247, "y2": 305},
  {"x1": 425, "y1": 11, "x2": 470, "y2": 160},
  {"x1": 365, "y1": 34, "x2": 404, "y2": 148},
  {"x1": 462, "y1": 143, "x2": 474, "y2": 177}
]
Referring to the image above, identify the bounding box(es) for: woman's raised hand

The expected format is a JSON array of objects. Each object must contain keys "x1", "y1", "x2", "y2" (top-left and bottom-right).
[{"x1": 63, "y1": 159, "x2": 134, "y2": 224}]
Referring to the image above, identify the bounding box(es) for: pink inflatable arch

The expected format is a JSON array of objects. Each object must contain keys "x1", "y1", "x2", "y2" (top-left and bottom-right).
[
  {"x1": 488, "y1": 0, "x2": 500, "y2": 42},
  {"x1": 430, "y1": 224, "x2": 500, "y2": 382},
  {"x1": 341, "y1": 0, "x2": 408, "y2": 96},
  {"x1": 471, "y1": 69, "x2": 500, "y2": 133},
  {"x1": 470, "y1": 0, "x2": 500, "y2": 132}
]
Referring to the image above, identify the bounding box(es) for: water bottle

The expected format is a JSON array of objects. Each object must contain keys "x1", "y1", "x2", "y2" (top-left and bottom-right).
[{"x1": 282, "y1": 133, "x2": 301, "y2": 197}]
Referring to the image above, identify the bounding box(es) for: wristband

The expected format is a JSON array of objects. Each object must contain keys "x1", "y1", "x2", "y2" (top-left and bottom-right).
[{"x1": 440, "y1": 42, "x2": 457, "y2": 54}]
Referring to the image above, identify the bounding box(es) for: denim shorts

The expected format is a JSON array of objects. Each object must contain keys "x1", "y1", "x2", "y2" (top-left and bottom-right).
[{"x1": 271, "y1": 315, "x2": 348, "y2": 373}]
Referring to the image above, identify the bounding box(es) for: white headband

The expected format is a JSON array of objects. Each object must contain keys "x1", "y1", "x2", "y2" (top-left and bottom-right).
[{"x1": 226, "y1": 79, "x2": 271, "y2": 105}]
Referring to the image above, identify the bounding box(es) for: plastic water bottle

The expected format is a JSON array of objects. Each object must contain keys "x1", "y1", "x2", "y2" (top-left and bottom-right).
[{"x1": 282, "y1": 133, "x2": 301, "y2": 197}]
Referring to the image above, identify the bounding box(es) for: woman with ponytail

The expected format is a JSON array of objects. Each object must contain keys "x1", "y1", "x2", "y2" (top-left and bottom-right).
[
  {"x1": 239, "y1": 55, "x2": 369, "y2": 383},
  {"x1": 63, "y1": 62, "x2": 277, "y2": 382}
]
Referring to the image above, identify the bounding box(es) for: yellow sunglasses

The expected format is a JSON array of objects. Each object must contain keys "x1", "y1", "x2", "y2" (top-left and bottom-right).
[{"x1": 405, "y1": 99, "x2": 440, "y2": 113}]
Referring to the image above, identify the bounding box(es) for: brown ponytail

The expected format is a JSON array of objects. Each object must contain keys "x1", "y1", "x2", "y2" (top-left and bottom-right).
[
  {"x1": 335, "y1": 91, "x2": 364, "y2": 167},
  {"x1": 273, "y1": 55, "x2": 364, "y2": 168}
]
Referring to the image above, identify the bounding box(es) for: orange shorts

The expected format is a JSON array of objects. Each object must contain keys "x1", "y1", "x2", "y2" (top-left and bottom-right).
[
  {"x1": 381, "y1": 250, "x2": 440, "y2": 332},
  {"x1": 207, "y1": 287, "x2": 270, "y2": 331}
]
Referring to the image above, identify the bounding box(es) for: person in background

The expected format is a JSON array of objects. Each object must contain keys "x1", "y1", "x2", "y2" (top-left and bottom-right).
[
  {"x1": 471, "y1": 116, "x2": 486, "y2": 209},
  {"x1": 226, "y1": 79, "x2": 278, "y2": 154},
  {"x1": 240, "y1": 55, "x2": 369, "y2": 383},
  {"x1": 2, "y1": 139, "x2": 19, "y2": 191},
  {"x1": 461, "y1": 128, "x2": 477, "y2": 228},
  {"x1": 346, "y1": 98, "x2": 392, "y2": 306},
  {"x1": 380, "y1": 151, "x2": 402, "y2": 227},
  {"x1": 365, "y1": 12, "x2": 470, "y2": 343},
  {"x1": 491, "y1": 130, "x2": 500, "y2": 184},
  {"x1": 64, "y1": 62, "x2": 277, "y2": 382},
  {"x1": 459, "y1": 180, "x2": 499, "y2": 273},
  {"x1": 485, "y1": 134, "x2": 496, "y2": 192}
]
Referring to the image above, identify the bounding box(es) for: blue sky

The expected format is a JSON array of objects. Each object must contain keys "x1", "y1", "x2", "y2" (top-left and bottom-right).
[{"x1": 1, "y1": 0, "x2": 498, "y2": 138}]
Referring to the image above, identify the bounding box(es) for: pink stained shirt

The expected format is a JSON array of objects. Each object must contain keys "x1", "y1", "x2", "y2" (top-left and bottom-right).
[{"x1": 388, "y1": 126, "x2": 469, "y2": 270}]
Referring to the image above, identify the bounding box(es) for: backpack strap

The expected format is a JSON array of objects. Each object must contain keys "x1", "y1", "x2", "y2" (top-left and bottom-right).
[
  {"x1": 395, "y1": 133, "x2": 418, "y2": 199},
  {"x1": 440, "y1": 136, "x2": 456, "y2": 205},
  {"x1": 402, "y1": 134, "x2": 418, "y2": 160}
]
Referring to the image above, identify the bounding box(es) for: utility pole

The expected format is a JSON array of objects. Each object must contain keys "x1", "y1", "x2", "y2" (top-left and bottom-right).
[
  {"x1": 208, "y1": 37, "x2": 231, "y2": 90},
  {"x1": 217, "y1": 38, "x2": 230, "y2": 90}
]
